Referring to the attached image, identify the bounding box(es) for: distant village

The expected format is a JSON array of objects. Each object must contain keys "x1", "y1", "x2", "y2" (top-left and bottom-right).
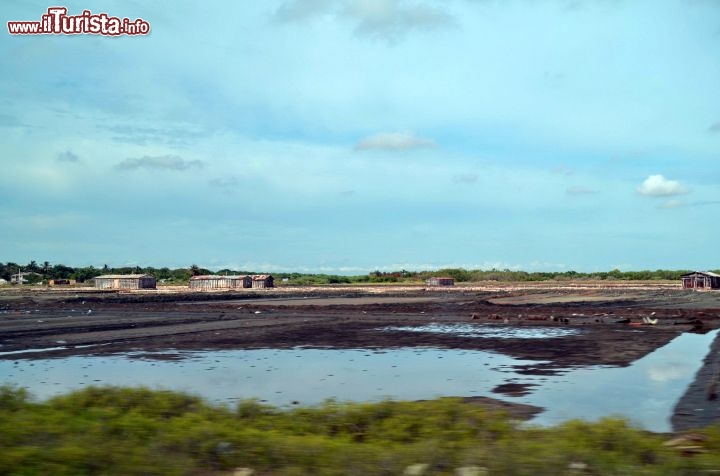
[
  {"x1": 4, "y1": 273, "x2": 277, "y2": 290},
  {"x1": 3, "y1": 273, "x2": 457, "y2": 290},
  {"x1": 1, "y1": 263, "x2": 719, "y2": 291},
  {"x1": 1, "y1": 270, "x2": 720, "y2": 291},
  {"x1": 3, "y1": 271, "x2": 461, "y2": 290}
]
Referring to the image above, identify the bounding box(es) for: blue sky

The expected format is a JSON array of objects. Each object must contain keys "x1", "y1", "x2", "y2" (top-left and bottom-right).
[{"x1": 1, "y1": 0, "x2": 719, "y2": 273}]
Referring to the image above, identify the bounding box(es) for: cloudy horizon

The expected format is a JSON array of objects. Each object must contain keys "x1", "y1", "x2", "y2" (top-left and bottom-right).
[{"x1": 1, "y1": 0, "x2": 719, "y2": 273}]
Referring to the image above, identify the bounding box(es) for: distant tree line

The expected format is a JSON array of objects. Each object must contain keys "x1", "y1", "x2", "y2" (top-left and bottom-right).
[
  {"x1": 354, "y1": 268, "x2": 715, "y2": 284},
  {"x1": 1, "y1": 261, "x2": 717, "y2": 285},
  {"x1": 0, "y1": 262, "x2": 212, "y2": 284}
]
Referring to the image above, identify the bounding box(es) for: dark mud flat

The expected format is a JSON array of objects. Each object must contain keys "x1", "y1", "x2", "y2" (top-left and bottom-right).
[{"x1": 1, "y1": 286, "x2": 719, "y2": 426}]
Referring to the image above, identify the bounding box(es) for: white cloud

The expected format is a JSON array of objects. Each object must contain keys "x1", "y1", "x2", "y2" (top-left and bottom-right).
[
  {"x1": 355, "y1": 131, "x2": 435, "y2": 151},
  {"x1": 637, "y1": 174, "x2": 687, "y2": 197}
]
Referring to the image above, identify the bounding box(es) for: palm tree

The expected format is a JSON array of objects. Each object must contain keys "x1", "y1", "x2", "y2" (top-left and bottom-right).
[
  {"x1": 190, "y1": 264, "x2": 201, "y2": 276},
  {"x1": 42, "y1": 261, "x2": 50, "y2": 276}
]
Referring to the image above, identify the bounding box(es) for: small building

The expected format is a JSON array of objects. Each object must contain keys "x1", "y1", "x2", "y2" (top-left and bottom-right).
[
  {"x1": 188, "y1": 275, "x2": 251, "y2": 290},
  {"x1": 251, "y1": 274, "x2": 274, "y2": 288},
  {"x1": 94, "y1": 274, "x2": 156, "y2": 290},
  {"x1": 48, "y1": 279, "x2": 76, "y2": 286},
  {"x1": 426, "y1": 276, "x2": 455, "y2": 286},
  {"x1": 10, "y1": 272, "x2": 41, "y2": 284},
  {"x1": 681, "y1": 271, "x2": 720, "y2": 290}
]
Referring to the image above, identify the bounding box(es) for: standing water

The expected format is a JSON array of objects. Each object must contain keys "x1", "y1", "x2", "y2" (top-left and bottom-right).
[{"x1": 0, "y1": 330, "x2": 716, "y2": 432}]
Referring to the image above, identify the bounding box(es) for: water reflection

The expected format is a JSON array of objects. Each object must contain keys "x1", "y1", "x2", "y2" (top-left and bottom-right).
[
  {"x1": 0, "y1": 330, "x2": 716, "y2": 433},
  {"x1": 0, "y1": 348, "x2": 538, "y2": 406},
  {"x1": 522, "y1": 329, "x2": 719, "y2": 431}
]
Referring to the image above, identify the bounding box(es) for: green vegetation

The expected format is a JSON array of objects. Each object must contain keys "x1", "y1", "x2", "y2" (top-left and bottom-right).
[
  {"x1": 1, "y1": 261, "x2": 717, "y2": 286},
  {"x1": 1, "y1": 386, "x2": 720, "y2": 475}
]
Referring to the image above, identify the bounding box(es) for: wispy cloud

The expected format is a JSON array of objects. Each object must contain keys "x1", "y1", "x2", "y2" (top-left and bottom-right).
[
  {"x1": 105, "y1": 124, "x2": 208, "y2": 147},
  {"x1": 550, "y1": 166, "x2": 573, "y2": 176},
  {"x1": 565, "y1": 186, "x2": 597, "y2": 195},
  {"x1": 275, "y1": 0, "x2": 335, "y2": 21},
  {"x1": 0, "y1": 113, "x2": 27, "y2": 128},
  {"x1": 658, "y1": 199, "x2": 720, "y2": 210},
  {"x1": 709, "y1": 121, "x2": 720, "y2": 134},
  {"x1": 637, "y1": 174, "x2": 687, "y2": 197},
  {"x1": 275, "y1": 0, "x2": 455, "y2": 42},
  {"x1": 658, "y1": 199, "x2": 684, "y2": 209},
  {"x1": 355, "y1": 131, "x2": 435, "y2": 151},
  {"x1": 56, "y1": 150, "x2": 80, "y2": 163},
  {"x1": 209, "y1": 176, "x2": 241, "y2": 189},
  {"x1": 452, "y1": 173, "x2": 478, "y2": 184},
  {"x1": 345, "y1": 0, "x2": 455, "y2": 42},
  {"x1": 114, "y1": 155, "x2": 205, "y2": 171}
]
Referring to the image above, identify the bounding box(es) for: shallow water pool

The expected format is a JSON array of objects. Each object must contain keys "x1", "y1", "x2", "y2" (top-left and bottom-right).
[{"x1": 1, "y1": 330, "x2": 716, "y2": 433}]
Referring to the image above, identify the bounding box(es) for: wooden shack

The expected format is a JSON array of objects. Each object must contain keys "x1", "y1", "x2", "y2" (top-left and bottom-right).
[
  {"x1": 48, "y1": 279, "x2": 76, "y2": 286},
  {"x1": 426, "y1": 276, "x2": 455, "y2": 286},
  {"x1": 94, "y1": 274, "x2": 156, "y2": 290},
  {"x1": 681, "y1": 271, "x2": 720, "y2": 290},
  {"x1": 188, "y1": 275, "x2": 251, "y2": 290},
  {"x1": 251, "y1": 274, "x2": 274, "y2": 288}
]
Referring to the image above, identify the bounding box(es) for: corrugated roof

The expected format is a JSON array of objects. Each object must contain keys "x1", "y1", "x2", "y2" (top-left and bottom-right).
[
  {"x1": 94, "y1": 274, "x2": 154, "y2": 279},
  {"x1": 252, "y1": 274, "x2": 273, "y2": 280},
  {"x1": 189, "y1": 275, "x2": 249, "y2": 280},
  {"x1": 681, "y1": 271, "x2": 720, "y2": 278}
]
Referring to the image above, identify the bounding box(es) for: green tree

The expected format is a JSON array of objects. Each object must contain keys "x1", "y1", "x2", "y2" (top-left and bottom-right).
[
  {"x1": 72, "y1": 266, "x2": 99, "y2": 283},
  {"x1": 51, "y1": 264, "x2": 75, "y2": 279}
]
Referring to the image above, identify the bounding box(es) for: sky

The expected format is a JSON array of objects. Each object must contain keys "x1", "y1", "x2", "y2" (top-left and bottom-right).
[{"x1": 1, "y1": 0, "x2": 719, "y2": 274}]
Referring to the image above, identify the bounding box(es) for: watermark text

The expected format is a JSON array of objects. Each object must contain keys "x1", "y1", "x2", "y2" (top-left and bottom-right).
[{"x1": 8, "y1": 7, "x2": 150, "y2": 36}]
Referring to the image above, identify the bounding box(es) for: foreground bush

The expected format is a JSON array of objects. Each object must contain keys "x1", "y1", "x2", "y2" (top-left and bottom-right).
[{"x1": 1, "y1": 385, "x2": 719, "y2": 475}]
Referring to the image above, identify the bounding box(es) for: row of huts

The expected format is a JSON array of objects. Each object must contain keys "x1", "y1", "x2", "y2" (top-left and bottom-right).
[
  {"x1": 93, "y1": 274, "x2": 274, "y2": 290},
  {"x1": 26, "y1": 271, "x2": 720, "y2": 291}
]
